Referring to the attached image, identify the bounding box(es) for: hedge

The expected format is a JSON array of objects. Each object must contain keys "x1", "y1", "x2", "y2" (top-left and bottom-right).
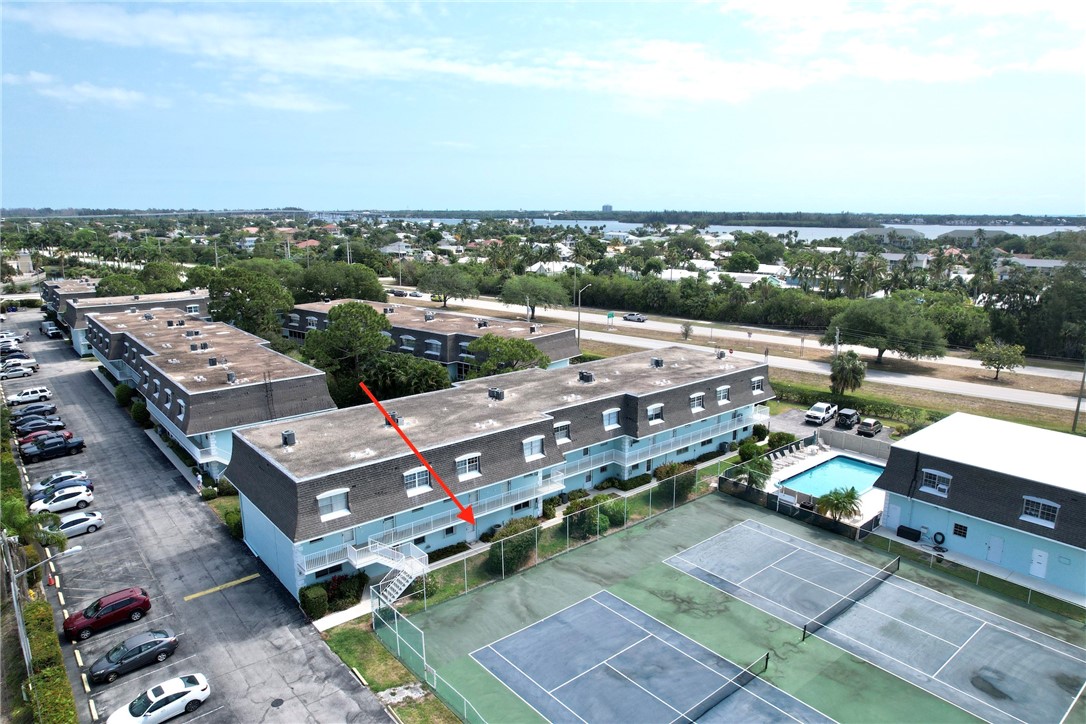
[
  {"x1": 223, "y1": 509, "x2": 243, "y2": 539},
  {"x1": 767, "y1": 431, "x2": 798, "y2": 450},
  {"x1": 751, "y1": 423, "x2": 769, "y2": 441},
  {"x1": 22, "y1": 546, "x2": 41, "y2": 586},
  {"x1": 486, "y1": 516, "x2": 540, "y2": 575},
  {"x1": 1, "y1": 451, "x2": 20, "y2": 492},
  {"x1": 565, "y1": 494, "x2": 614, "y2": 540},
  {"x1": 596, "y1": 473, "x2": 652, "y2": 492},
  {"x1": 130, "y1": 399, "x2": 151, "y2": 427},
  {"x1": 24, "y1": 600, "x2": 63, "y2": 671},
  {"x1": 326, "y1": 571, "x2": 368, "y2": 611},
  {"x1": 300, "y1": 585, "x2": 328, "y2": 620},
  {"x1": 114, "y1": 383, "x2": 135, "y2": 407},
  {"x1": 542, "y1": 495, "x2": 561, "y2": 520},
  {"x1": 97, "y1": 365, "x2": 119, "y2": 386},
  {"x1": 28, "y1": 666, "x2": 77, "y2": 724}
]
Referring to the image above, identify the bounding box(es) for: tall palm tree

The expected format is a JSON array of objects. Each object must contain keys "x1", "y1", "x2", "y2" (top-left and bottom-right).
[
  {"x1": 830, "y1": 350, "x2": 867, "y2": 395},
  {"x1": 816, "y1": 487, "x2": 863, "y2": 521},
  {"x1": 859, "y1": 253, "x2": 887, "y2": 298}
]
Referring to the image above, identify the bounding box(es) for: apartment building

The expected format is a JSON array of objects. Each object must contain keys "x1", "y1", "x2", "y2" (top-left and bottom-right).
[{"x1": 63, "y1": 289, "x2": 209, "y2": 355}]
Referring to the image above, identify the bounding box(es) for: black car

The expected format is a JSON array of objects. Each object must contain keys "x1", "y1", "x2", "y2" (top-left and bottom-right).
[
  {"x1": 88, "y1": 628, "x2": 178, "y2": 684},
  {"x1": 15, "y1": 417, "x2": 65, "y2": 435},
  {"x1": 12, "y1": 403, "x2": 58, "y2": 420},
  {"x1": 27, "y1": 478, "x2": 95, "y2": 504}
]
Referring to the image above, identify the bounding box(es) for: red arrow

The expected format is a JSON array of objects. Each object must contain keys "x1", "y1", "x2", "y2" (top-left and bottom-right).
[{"x1": 358, "y1": 381, "x2": 476, "y2": 525}]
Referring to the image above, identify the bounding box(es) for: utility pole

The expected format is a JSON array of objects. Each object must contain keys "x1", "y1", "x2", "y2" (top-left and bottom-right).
[
  {"x1": 1073, "y1": 352, "x2": 1086, "y2": 434},
  {"x1": 834, "y1": 327, "x2": 840, "y2": 358}
]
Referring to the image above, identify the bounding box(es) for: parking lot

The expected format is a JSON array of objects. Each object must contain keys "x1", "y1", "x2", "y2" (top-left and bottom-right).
[{"x1": 3, "y1": 309, "x2": 387, "y2": 723}]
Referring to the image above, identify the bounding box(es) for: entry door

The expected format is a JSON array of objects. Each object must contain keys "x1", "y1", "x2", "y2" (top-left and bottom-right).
[
  {"x1": 883, "y1": 504, "x2": 901, "y2": 532},
  {"x1": 986, "y1": 536, "x2": 1004, "y2": 563},
  {"x1": 1030, "y1": 549, "x2": 1049, "y2": 578}
]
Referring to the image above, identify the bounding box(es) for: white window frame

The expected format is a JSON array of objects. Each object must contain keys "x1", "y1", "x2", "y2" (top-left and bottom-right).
[
  {"x1": 522, "y1": 435, "x2": 546, "y2": 462},
  {"x1": 553, "y1": 421, "x2": 572, "y2": 444},
  {"x1": 186, "y1": 304, "x2": 199, "y2": 314},
  {"x1": 403, "y1": 466, "x2": 432, "y2": 496},
  {"x1": 424, "y1": 339, "x2": 441, "y2": 356},
  {"x1": 920, "y1": 469, "x2": 951, "y2": 497},
  {"x1": 1021, "y1": 496, "x2": 1059, "y2": 528},
  {"x1": 288, "y1": 313, "x2": 300, "y2": 324},
  {"x1": 164, "y1": 388, "x2": 173, "y2": 410},
  {"x1": 647, "y1": 403, "x2": 664, "y2": 425},
  {"x1": 400, "y1": 334, "x2": 416, "y2": 352},
  {"x1": 689, "y1": 393, "x2": 705, "y2": 413},
  {"x1": 751, "y1": 376, "x2": 765, "y2": 393},
  {"x1": 316, "y1": 488, "x2": 350, "y2": 521},
  {"x1": 603, "y1": 407, "x2": 621, "y2": 431},
  {"x1": 455, "y1": 452, "x2": 481, "y2": 481},
  {"x1": 153, "y1": 379, "x2": 161, "y2": 398},
  {"x1": 716, "y1": 385, "x2": 731, "y2": 405},
  {"x1": 306, "y1": 316, "x2": 318, "y2": 330},
  {"x1": 177, "y1": 399, "x2": 186, "y2": 421}
]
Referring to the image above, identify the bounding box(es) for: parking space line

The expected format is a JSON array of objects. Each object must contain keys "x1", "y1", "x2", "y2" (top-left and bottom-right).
[
  {"x1": 81, "y1": 673, "x2": 90, "y2": 693},
  {"x1": 74, "y1": 649, "x2": 82, "y2": 667},
  {"x1": 183, "y1": 573, "x2": 260, "y2": 601},
  {"x1": 57, "y1": 591, "x2": 64, "y2": 605},
  {"x1": 89, "y1": 699, "x2": 98, "y2": 722}
]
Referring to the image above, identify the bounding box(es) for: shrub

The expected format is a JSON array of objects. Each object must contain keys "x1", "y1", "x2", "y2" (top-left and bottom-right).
[
  {"x1": 114, "y1": 383, "x2": 135, "y2": 407},
  {"x1": 200, "y1": 486, "x2": 219, "y2": 500},
  {"x1": 217, "y1": 478, "x2": 237, "y2": 496},
  {"x1": 29, "y1": 666, "x2": 77, "y2": 724},
  {"x1": 299, "y1": 585, "x2": 328, "y2": 620},
  {"x1": 614, "y1": 473, "x2": 652, "y2": 491},
  {"x1": 737, "y1": 441, "x2": 762, "y2": 462},
  {"x1": 565, "y1": 494, "x2": 613, "y2": 539},
  {"x1": 326, "y1": 571, "x2": 369, "y2": 611},
  {"x1": 653, "y1": 462, "x2": 692, "y2": 480},
  {"x1": 97, "y1": 365, "x2": 119, "y2": 386},
  {"x1": 485, "y1": 516, "x2": 540, "y2": 575},
  {"x1": 568, "y1": 489, "x2": 589, "y2": 502},
  {"x1": 674, "y1": 469, "x2": 698, "y2": 502},
  {"x1": 224, "y1": 509, "x2": 243, "y2": 539},
  {"x1": 752, "y1": 424, "x2": 769, "y2": 441},
  {"x1": 1, "y1": 452, "x2": 20, "y2": 492},
  {"x1": 130, "y1": 399, "x2": 151, "y2": 427},
  {"x1": 24, "y1": 600, "x2": 63, "y2": 670},
  {"x1": 427, "y1": 542, "x2": 470, "y2": 563},
  {"x1": 18, "y1": 298, "x2": 42, "y2": 309},
  {"x1": 767, "y1": 431, "x2": 798, "y2": 450},
  {"x1": 542, "y1": 495, "x2": 561, "y2": 520},
  {"x1": 22, "y1": 545, "x2": 41, "y2": 586}
]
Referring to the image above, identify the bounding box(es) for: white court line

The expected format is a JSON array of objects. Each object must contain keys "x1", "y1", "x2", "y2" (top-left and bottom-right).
[
  {"x1": 932, "y1": 623, "x2": 987, "y2": 679},
  {"x1": 489, "y1": 646, "x2": 588, "y2": 724},
  {"x1": 600, "y1": 660, "x2": 684, "y2": 719},
  {"x1": 468, "y1": 593, "x2": 602, "y2": 656},
  {"x1": 1060, "y1": 678, "x2": 1086, "y2": 724},
  {"x1": 737, "y1": 549, "x2": 799, "y2": 586},
  {"x1": 590, "y1": 593, "x2": 814, "y2": 723},
  {"x1": 549, "y1": 635, "x2": 652, "y2": 693},
  {"x1": 737, "y1": 519, "x2": 1086, "y2": 663}
]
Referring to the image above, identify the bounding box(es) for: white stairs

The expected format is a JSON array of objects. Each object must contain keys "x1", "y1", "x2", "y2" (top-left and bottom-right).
[{"x1": 371, "y1": 540, "x2": 429, "y2": 606}]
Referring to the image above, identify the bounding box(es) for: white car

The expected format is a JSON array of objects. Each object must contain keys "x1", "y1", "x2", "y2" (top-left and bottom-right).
[
  {"x1": 107, "y1": 674, "x2": 211, "y2": 724},
  {"x1": 28, "y1": 485, "x2": 93, "y2": 514},
  {"x1": 29, "y1": 470, "x2": 89, "y2": 495},
  {"x1": 3, "y1": 357, "x2": 38, "y2": 371},
  {"x1": 51, "y1": 511, "x2": 103, "y2": 538},
  {"x1": 6, "y1": 387, "x2": 52, "y2": 406},
  {"x1": 623, "y1": 312, "x2": 647, "y2": 322},
  {"x1": 1, "y1": 366, "x2": 34, "y2": 380}
]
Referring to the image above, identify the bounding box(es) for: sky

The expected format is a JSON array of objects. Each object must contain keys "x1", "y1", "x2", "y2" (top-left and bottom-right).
[{"x1": 2, "y1": 1, "x2": 1084, "y2": 215}]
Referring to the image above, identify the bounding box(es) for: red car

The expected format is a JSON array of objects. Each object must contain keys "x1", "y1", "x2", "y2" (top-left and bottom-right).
[
  {"x1": 18, "y1": 429, "x2": 73, "y2": 447},
  {"x1": 63, "y1": 588, "x2": 152, "y2": 641}
]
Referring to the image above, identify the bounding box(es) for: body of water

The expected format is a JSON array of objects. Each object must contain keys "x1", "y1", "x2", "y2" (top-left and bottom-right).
[{"x1": 777, "y1": 456, "x2": 884, "y2": 498}]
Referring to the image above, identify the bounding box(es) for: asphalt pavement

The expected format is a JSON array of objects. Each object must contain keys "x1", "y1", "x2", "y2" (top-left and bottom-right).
[{"x1": 2, "y1": 309, "x2": 387, "y2": 724}]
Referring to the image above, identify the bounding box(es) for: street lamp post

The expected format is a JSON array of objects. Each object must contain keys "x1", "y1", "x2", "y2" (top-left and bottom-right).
[
  {"x1": 577, "y1": 284, "x2": 592, "y2": 341},
  {"x1": 3, "y1": 543, "x2": 82, "y2": 677}
]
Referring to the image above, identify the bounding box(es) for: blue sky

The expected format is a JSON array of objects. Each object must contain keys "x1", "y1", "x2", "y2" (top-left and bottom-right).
[{"x1": 2, "y1": 1, "x2": 1083, "y2": 215}]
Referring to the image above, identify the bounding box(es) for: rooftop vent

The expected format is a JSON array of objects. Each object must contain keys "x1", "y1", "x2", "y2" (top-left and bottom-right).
[
  {"x1": 716, "y1": 350, "x2": 726, "y2": 360},
  {"x1": 383, "y1": 307, "x2": 394, "y2": 314},
  {"x1": 650, "y1": 357, "x2": 664, "y2": 368},
  {"x1": 177, "y1": 320, "x2": 185, "y2": 327},
  {"x1": 143, "y1": 313, "x2": 153, "y2": 321},
  {"x1": 385, "y1": 411, "x2": 402, "y2": 427},
  {"x1": 424, "y1": 311, "x2": 435, "y2": 322},
  {"x1": 167, "y1": 320, "x2": 175, "y2": 327},
  {"x1": 488, "y1": 387, "x2": 505, "y2": 401},
  {"x1": 227, "y1": 371, "x2": 236, "y2": 383},
  {"x1": 189, "y1": 343, "x2": 198, "y2": 351},
  {"x1": 128, "y1": 307, "x2": 137, "y2": 313},
  {"x1": 578, "y1": 370, "x2": 595, "y2": 383},
  {"x1": 477, "y1": 320, "x2": 489, "y2": 329},
  {"x1": 530, "y1": 324, "x2": 538, "y2": 333},
  {"x1": 208, "y1": 357, "x2": 217, "y2": 367},
  {"x1": 200, "y1": 342, "x2": 208, "y2": 350},
  {"x1": 134, "y1": 295, "x2": 140, "y2": 300},
  {"x1": 190, "y1": 289, "x2": 198, "y2": 295},
  {"x1": 281, "y1": 430, "x2": 296, "y2": 447}
]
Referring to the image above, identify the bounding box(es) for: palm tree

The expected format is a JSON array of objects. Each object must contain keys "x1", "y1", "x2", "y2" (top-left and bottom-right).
[
  {"x1": 859, "y1": 253, "x2": 887, "y2": 297},
  {"x1": 830, "y1": 350, "x2": 866, "y2": 395},
  {"x1": 816, "y1": 487, "x2": 863, "y2": 521},
  {"x1": 744, "y1": 455, "x2": 774, "y2": 490}
]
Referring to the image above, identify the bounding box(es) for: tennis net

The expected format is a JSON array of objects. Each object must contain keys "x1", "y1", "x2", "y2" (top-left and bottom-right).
[
  {"x1": 802, "y1": 556, "x2": 900, "y2": 640},
  {"x1": 676, "y1": 652, "x2": 770, "y2": 722}
]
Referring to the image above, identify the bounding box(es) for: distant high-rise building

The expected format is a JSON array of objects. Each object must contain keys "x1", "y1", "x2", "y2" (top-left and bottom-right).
[{"x1": 602, "y1": 204, "x2": 613, "y2": 213}]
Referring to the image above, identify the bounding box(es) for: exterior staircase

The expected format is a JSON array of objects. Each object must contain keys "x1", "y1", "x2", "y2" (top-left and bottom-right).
[{"x1": 371, "y1": 541, "x2": 429, "y2": 606}]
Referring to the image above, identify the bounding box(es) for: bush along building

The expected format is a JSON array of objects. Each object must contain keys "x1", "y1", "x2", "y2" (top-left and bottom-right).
[
  {"x1": 282, "y1": 300, "x2": 581, "y2": 380},
  {"x1": 875, "y1": 413, "x2": 1086, "y2": 601},
  {"x1": 85, "y1": 307, "x2": 336, "y2": 479},
  {"x1": 225, "y1": 347, "x2": 772, "y2": 602}
]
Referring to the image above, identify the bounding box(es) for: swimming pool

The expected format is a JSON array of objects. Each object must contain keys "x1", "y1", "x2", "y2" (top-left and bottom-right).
[{"x1": 778, "y1": 455, "x2": 884, "y2": 498}]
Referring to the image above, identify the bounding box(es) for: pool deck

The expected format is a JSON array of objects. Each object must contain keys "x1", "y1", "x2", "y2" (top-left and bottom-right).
[{"x1": 771, "y1": 447, "x2": 887, "y2": 525}]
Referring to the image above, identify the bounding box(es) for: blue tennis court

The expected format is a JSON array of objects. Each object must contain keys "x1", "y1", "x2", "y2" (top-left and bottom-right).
[{"x1": 471, "y1": 590, "x2": 832, "y2": 723}]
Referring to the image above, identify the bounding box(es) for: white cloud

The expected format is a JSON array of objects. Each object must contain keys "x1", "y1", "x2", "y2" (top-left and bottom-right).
[
  {"x1": 2, "y1": 71, "x2": 57, "y2": 86},
  {"x1": 3, "y1": 69, "x2": 167, "y2": 109}
]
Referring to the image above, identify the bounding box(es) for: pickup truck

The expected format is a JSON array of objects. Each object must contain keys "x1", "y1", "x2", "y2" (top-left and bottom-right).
[
  {"x1": 805, "y1": 402, "x2": 838, "y2": 426},
  {"x1": 20, "y1": 435, "x2": 86, "y2": 464}
]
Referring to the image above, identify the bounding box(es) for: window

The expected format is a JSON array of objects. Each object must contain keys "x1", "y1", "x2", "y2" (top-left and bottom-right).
[
  {"x1": 750, "y1": 376, "x2": 764, "y2": 393},
  {"x1": 522, "y1": 435, "x2": 545, "y2": 461},
  {"x1": 186, "y1": 304, "x2": 199, "y2": 314},
  {"x1": 164, "y1": 389, "x2": 172, "y2": 409},
  {"x1": 599, "y1": 466, "x2": 608, "y2": 473},
  {"x1": 458, "y1": 341, "x2": 473, "y2": 358},
  {"x1": 153, "y1": 380, "x2": 161, "y2": 398},
  {"x1": 413, "y1": 536, "x2": 426, "y2": 546},
  {"x1": 677, "y1": 446, "x2": 689, "y2": 454},
  {"x1": 647, "y1": 403, "x2": 664, "y2": 424},
  {"x1": 456, "y1": 453, "x2": 481, "y2": 480},
  {"x1": 716, "y1": 385, "x2": 731, "y2": 404},
  {"x1": 315, "y1": 564, "x2": 343, "y2": 578},
  {"x1": 1021, "y1": 497, "x2": 1059, "y2": 527},
  {"x1": 585, "y1": 474, "x2": 592, "y2": 483},
  {"x1": 952, "y1": 523, "x2": 968, "y2": 538},
  {"x1": 689, "y1": 393, "x2": 705, "y2": 412},
  {"x1": 176, "y1": 400, "x2": 186, "y2": 420},
  {"x1": 701, "y1": 439, "x2": 712, "y2": 447},
  {"x1": 513, "y1": 501, "x2": 530, "y2": 512},
  {"x1": 920, "y1": 469, "x2": 951, "y2": 497},
  {"x1": 316, "y1": 488, "x2": 350, "y2": 521},
  {"x1": 424, "y1": 339, "x2": 441, "y2": 355},
  {"x1": 403, "y1": 467, "x2": 431, "y2": 494},
  {"x1": 400, "y1": 335, "x2": 415, "y2": 351},
  {"x1": 306, "y1": 316, "x2": 318, "y2": 330},
  {"x1": 553, "y1": 421, "x2": 571, "y2": 444},
  {"x1": 603, "y1": 408, "x2": 621, "y2": 430},
  {"x1": 444, "y1": 526, "x2": 455, "y2": 537},
  {"x1": 288, "y1": 314, "x2": 300, "y2": 324}
]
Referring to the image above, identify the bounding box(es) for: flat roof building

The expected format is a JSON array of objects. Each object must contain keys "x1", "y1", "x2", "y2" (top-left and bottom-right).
[{"x1": 62, "y1": 289, "x2": 210, "y2": 355}]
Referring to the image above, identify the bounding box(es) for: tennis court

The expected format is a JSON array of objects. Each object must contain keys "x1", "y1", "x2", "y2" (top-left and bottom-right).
[
  {"x1": 471, "y1": 590, "x2": 832, "y2": 723},
  {"x1": 667, "y1": 519, "x2": 1086, "y2": 724}
]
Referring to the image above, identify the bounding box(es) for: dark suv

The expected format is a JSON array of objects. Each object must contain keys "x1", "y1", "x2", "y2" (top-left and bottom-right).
[
  {"x1": 835, "y1": 409, "x2": 860, "y2": 429},
  {"x1": 63, "y1": 587, "x2": 151, "y2": 641}
]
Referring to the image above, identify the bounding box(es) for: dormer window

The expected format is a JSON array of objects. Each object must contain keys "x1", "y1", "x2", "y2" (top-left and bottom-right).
[
  {"x1": 177, "y1": 400, "x2": 186, "y2": 421},
  {"x1": 400, "y1": 335, "x2": 416, "y2": 352},
  {"x1": 603, "y1": 408, "x2": 621, "y2": 431},
  {"x1": 920, "y1": 469, "x2": 951, "y2": 497},
  {"x1": 153, "y1": 380, "x2": 161, "y2": 398},
  {"x1": 751, "y1": 376, "x2": 765, "y2": 393},
  {"x1": 456, "y1": 453, "x2": 481, "y2": 480},
  {"x1": 1021, "y1": 497, "x2": 1059, "y2": 528},
  {"x1": 164, "y1": 389, "x2": 172, "y2": 410},
  {"x1": 288, "y1": 313, "x2": 300, "y2": 325},
  {"x1": 689, "y1": 393, "x2": 705, "y2": 413},
  {"x1": 553, "y1": 421, "x2": 571, "y2": 444},
  {"x1": 647, "y1": 403, "x2": 664, "y2": 424},
  {"x1": 404, "y1": 466, "x2": 432, "y2": 496},
  {"x1": 306, "y1": 316, "x2": 318, "y2": 330},
  {"x1": 425, "y1": 339, "x2": 441, "y2": 356},
  {"x1": 716, "y1": 385, "x2": 731, "y2": 404},
  {"x1": 186, "y1": 304, "x2": 199, "y2": 314},
  {"x1": 522, "y1": 435, "x2": 545, "y2": 461},
  {"x1": 317, "y1": 488, "x2": 350, "y2": 521}
]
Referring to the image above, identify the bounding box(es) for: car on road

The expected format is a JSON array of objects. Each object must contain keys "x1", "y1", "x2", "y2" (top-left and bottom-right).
[
  {"x1": 14, "y1": 417, "x2": 65, "y2": 435},
  {"x1": 623, "y1": 312, "x2": 647, "y2": 322},
  {"x1": 49, "y1": 510, "x2": 104, "y2": 539},
  {"x1": 408, "y1": 290, "x2": 423, "y2": 297},
  {"x1": 857, "y1": 418, "x2": 884, "y2": 437},
  {"x1": 28, "y1": 477, "x2": 95, "y2": 504},
  {"x1": 430, "y1": 293, "x2": 442, "y2": 302},
  {"x1": 391, "y1": 289, "x2": 408, "y2": 297},
  {"x1": 6, "y1": 387, "x2": 52, "y2": 406},
  {"x1": 805, "y1": 402, "x2": 838, "y2": 425},
  {"x1": 63, "y1": 587, "x2": 152, "y2": 642},
  {"x1": 12, "y1": 402, "x2": 57, "y2": 419},
  {"x1": 106, "y1": 673, "x2": 209, "y2": 724},
  {"x1": 20, "y1": 435, "x2": 86, "y2": 464},
  {"x1": 835, "y1": 409, "x2": 860, "y2": 429},
  {"x1": 1, "y1": 366, "x2": 34, "y2": 379},
  {"x1": 27, "y1": 469, "x2": 88, "y2": 495},
  {"x1": 28, "y1": 484, "x2": 93, "y2": 514},
  {"x1": 3, "y1": 357, "x2": 38, "y2": 372},
  {"x1": 17, "y1": 429, "x2": 74, "y2": 447},
  {"x1": 89, "y1": 628, "x2": 177, "y2": 684}
]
